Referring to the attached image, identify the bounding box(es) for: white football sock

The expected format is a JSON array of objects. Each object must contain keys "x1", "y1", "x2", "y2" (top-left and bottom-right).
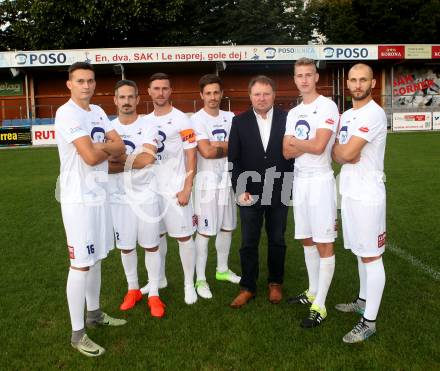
[
  {"x1": 195, "y1": 233, "x2": 209, "y2": 281},
  {"x1": 357, "y1": 255, "x2": 367, "y2": 300},
  {"x1": 216, "y1": 230, "x2": 232, "y2": 273},
  {"x1": 85, "y1": 261, "x2": 101, "y2": 312},
  {"x1": 145, "y1": 249, "x2": 161, "y2": 297},
  {"x1": 313, "y1": 255, "x2": 335, "y2": 309},
  {"x1": 304, "y1": 245, "x2": 320, "y2": 297},
  {"x1": 364, "y1": 257, "x2": 386, "y2": 321},
  {"x1": 66, "y1": 267, "x2": 87, "y2": 331},
  {"x1": 121, "y1": 250, "x2": 139, "y2": 290},
  {"x1": 159, "y1": 235, "x2": 168, "y2": 282},
  {"x1": 178, "y1": 238, "x2": 196, "y2": 286}
]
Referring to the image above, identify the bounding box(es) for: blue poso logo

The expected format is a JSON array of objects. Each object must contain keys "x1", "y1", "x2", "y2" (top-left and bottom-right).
[
  {"x1": 264, "y1": 47, "x2": 276, "y2": 59},
  {"x1": 323, "y1": 47, "x2": 369, "y2": 59},
  {"x1": 15, "y1": 52, "x2": 67, "y2": 65}
]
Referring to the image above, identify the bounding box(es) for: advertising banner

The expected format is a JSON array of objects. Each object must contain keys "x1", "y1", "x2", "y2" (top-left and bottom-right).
[
  {"x1": 0, "y1": 78, "x2": 23, "y2": 96},
  {"x1": 392, "y1": 66, "x2": 440, "y2": 108},
  {"x1": 318, "y1": 45, "x2": 377, "y2": 60},
  {"x1": 32, "y1": 125, "x2": 56, "y2": 145},
  {"x1": 0, "y1": 126, "x2": 32, "y2": 146},
  {"x1": 378, "y1": 45, "x2": 405, "y2": 59},
  {"x1": 405, "y1": 45, "x2": 431, "y2": 59},
  {"x1": 432, "y1": 46, "x2": 440, "y2": 59},
  {"x1": 392, "y1": 112, "x2": 432, "y2": 131},
  {"x1": 433, "y1": 112, "x2": 440, "y2": 130}
]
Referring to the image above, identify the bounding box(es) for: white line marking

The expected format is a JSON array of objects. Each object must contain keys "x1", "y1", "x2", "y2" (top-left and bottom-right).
[{"x1": 388, "y1": 242, "x2": 440, "y2": 281}]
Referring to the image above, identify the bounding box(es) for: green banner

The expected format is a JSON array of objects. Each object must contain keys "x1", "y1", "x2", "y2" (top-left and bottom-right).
[{"x1": 0, "y1": 79, "x2": 23, "y2": 96}]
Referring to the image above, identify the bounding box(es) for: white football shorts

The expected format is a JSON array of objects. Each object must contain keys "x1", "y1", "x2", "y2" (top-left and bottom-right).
[
  {"x1": 341, "y1": 195, "x2": 386, "y2": 257},
  {"x1": 111, "y1": 201, "x2": 160, "y2": 249},
  {"x1": 61, "y1": 202, "x2": 114, "y2": 268},
  {"x1": 293, "y1": 171, "x2": 337, "y2": 243},
  {"x1": 158, "y1": 194, "x2": 197, "y2": 238},
  {"x1": 194, "y1": 187, "x2": 237, "y2": 236}
]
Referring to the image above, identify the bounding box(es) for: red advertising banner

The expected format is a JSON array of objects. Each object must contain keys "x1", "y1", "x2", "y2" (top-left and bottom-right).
[
  {"x1": 432, "y1": 46, "x2": 440, "y2": 59},
  {"x1": 378, "y1": 45, "x2": 405, "y2": 59}
]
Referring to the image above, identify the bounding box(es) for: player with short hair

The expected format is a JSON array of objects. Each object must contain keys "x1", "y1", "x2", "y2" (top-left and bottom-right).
[
  {"x1": 191, "y1": 74, "x2": 240, "y2": 299},
  {"x1": 332, "y1": 63, "x2": 387, "y2": 343},
  {"x1": 283, "y1": 58, "x2": 339, "y2": 328},
  {"x1": 55, "y1": 62, "x2": 127, "y2": 357},
  {"x1": 140, "y1": 73, "x2": 198, "y2": 305},
  {"x1": 108, "y1": 79, "x2": 165, "y2": 318}
]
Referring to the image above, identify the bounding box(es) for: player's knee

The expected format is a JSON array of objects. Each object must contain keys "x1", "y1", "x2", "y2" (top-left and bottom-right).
[
  {"x1": 144, "y1": 246, "x2": 158, "y2": 252},
  {"x1": 70, "y1": 265, "x2": 89, "y2": 271},
  {"x1": 121, "y1": 249, "x2": 135, "y2": 254},
  {"x1": 220, "y1": 228, "x2": 232, "y2": 233},
  {"x1": 302, "y1": 237, "x2": 314, "y2": 246},
  {"x1": 198, "y1": 232, "x2": 210, "y2": 238},
  {"x1": 177, "y1": 235, "x2": 191, "y2": 242},
  {"x1": 361, "y1": 255, "x2": 382, "y2": 263}
]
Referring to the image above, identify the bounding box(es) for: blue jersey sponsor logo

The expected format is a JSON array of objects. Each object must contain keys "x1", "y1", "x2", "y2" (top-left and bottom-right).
[
  {"x1": 339, "y1": 126, "x2": 348, "y2": 144},
  {"x1": 91, "y1": 127, "x2": 105, "y2": 143},
  {"x1": 295, "y1": 120, "x2": 310, "y2": 140},
  {"x1": 123, "y1": 139, "x2": 136, "y2": 154},
  {"x1": 212, "y1": 128, "x2": 227, "y2": 141}
]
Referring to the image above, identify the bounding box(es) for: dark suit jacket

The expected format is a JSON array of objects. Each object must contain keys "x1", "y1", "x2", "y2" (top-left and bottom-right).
[{"x1": 228, "y1": 107, "x2": 294, "y2": 207}]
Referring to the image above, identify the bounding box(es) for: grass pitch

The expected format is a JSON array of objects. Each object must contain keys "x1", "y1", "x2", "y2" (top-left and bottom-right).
[{"x1": 0, "y1": 132, "x2": 439, "y2": 370}]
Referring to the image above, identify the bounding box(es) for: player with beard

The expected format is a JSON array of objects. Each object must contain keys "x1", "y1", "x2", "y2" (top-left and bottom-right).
[
  {"x1": 141, "y1": 73, "x2": 198, "y2": 305},
  {"x1": 332, "y1": 63, "x2": 387, "y2": 343},
  {"x1": 191, "y1": 74, "x2": 240, "y2": 299},
  {"x1": 108, "y1": 80, "x2": 165, "y2": 318}
]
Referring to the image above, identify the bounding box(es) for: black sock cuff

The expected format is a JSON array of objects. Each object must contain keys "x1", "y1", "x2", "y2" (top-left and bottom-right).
[{"x1": 362, "y1": 317, "x2": 376, "y2": 323}]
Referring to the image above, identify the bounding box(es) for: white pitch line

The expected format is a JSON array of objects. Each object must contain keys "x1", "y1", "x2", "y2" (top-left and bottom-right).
[{"x1": 387, "y1": 242, "x2": 440, "y2": 282}]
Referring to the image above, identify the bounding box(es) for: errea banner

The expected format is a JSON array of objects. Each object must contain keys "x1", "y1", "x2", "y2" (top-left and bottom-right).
[
  {"x1": 318, "y1": 45, "x2": 377, "y2": 60},
  {"x1": 0, "y1": 126, "x2": 32, "y2": 146}
]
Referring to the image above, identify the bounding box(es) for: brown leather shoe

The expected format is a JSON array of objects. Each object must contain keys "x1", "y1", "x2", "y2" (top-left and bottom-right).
[
  {"x1": 230, "y1": 290, "x2": 255, "y2": 308},
  {"x1": 268, "y1": 283, "x2": 282, "y2": 304}
]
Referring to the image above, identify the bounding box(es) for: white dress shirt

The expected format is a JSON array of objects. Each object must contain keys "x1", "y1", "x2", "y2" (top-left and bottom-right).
[{"x1": 253, "y1": 107, "x2": 273, "y2": 151}]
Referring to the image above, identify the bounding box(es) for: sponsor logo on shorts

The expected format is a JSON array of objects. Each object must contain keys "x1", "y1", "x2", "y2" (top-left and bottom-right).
[
  {"x1": 68, "y1": 245, "x2": 75, "y2": 259},
  {"x1": 192, "y1": 214, "x2": 198, "y2": 227},
  {"x1": 378, "y1": 232, "x2": 386, "y2": 248},
  {"x1": 359, "y1": 126, "x2": 369, "y2": 133}
]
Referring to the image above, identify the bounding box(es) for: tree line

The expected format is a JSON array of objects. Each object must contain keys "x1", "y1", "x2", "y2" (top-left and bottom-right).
[{"x1": 0, "y1": 0, "x2": 438, "y2": 50}]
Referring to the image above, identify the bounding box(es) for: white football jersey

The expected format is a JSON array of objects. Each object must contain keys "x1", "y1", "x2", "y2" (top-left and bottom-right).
[
  {"x1": 338, "y1": 100, "x2": 387, "y2": 201},
  {"x1": 108, "y1": 116, "x2": 158, "y2": 204},
  {"x1": 285, "y1": 95, "x2": 339, "y2": 172},
  {"x1": 192, "y1": 109, "x2": 234, "y2": 190},
  {"x1": 55, "y1": 99, "x2": 114, "y2": 204},
  {"x1": 143, "y1": 108, "x2": 196, "y2": 195}
]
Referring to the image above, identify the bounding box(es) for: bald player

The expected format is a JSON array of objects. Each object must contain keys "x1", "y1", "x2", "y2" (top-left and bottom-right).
[{"x1": 332, "y1": 63, "x2": 387, "y2": 343}]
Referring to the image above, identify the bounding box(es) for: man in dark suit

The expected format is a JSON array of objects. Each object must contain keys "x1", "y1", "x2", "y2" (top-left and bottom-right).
[{"x1": 228, "y1": 75, "x2": 294, "y2": 308}]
